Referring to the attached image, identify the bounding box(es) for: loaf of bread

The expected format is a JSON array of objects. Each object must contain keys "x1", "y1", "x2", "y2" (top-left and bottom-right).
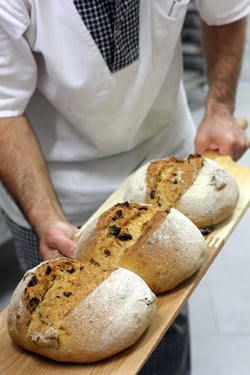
[
  {"x1": 75, "y1": 202, "x2": 207, "y2": 294},
  {"x1": 123, "y1": 154, "x2": 239, "y2": 228},
  {"x1": 7, "y1": 258, "x2": 156, "y2": 363}
]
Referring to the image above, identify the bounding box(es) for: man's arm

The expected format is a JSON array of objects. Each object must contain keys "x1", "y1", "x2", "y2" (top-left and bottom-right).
[
  {"x1": 195, "y1": 17, "x2": 250, "y2": 160},
  {"x1": 0, "y1": 115, "x2": 77, "y2": 260}
]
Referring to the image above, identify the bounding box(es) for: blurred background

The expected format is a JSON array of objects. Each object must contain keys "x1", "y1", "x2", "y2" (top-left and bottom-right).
[{"x1": 0, "y1": 4, "x2": 250, "y2": 375}]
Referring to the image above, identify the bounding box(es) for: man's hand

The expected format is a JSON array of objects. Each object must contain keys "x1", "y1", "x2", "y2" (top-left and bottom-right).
[
  {"x1": 195, "y1": 113, "x2": 250, "y2": 161},
  {"x1": 38, "y1": 221, "x2": 78, "y2": 261}
]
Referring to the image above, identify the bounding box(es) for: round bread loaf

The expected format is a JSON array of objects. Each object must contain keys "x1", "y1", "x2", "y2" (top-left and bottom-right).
[
  {"x1": 75, "y1": 202, "x2": 207, "y2": 294},
  {"x1": 7, "y1": 258, "x2": 156, "y2": 363},
  {"x1": 123, "y1": 154, "x2": 239, "y2": 228}
]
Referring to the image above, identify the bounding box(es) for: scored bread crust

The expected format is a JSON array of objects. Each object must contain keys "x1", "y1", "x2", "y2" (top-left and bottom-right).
[
  {"x1": 7, "y1": 258, "x2": 156, "y2": 363},
  {"x1": 123, "y1": 155, "x2": 239, "y2": 228},
  {"x1": 76, "y1": 202, "x2": 207, "y2": 294}
]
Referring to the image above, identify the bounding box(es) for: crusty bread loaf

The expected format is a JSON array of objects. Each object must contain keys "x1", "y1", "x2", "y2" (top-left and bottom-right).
[
  {"x1": 123, "y1": 154, "x2": 239, "y2": 228},
  {"x1": 75, "y1": 202, "x2": 207, "y2": 294},
  {"x1": 7, "y1": 258, "x2": 156, "y2": 363}
]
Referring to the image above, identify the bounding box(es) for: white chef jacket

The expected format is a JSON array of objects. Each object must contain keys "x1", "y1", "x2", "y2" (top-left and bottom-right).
[{"x1": 0, "y1": 0, "x2": 249, "y2": 227}]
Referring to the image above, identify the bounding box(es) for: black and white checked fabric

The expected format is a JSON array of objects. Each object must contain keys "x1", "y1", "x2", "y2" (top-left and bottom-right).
[
  {"x1": 73, "y1": 0, "x2": 140, "y2": 72},
  {"x1": 6, "y1": 217, "x2": 42, "y2": 273}
]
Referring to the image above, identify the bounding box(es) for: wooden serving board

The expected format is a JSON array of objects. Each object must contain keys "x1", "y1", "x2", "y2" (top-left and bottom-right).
[{"x1": 1, "y1": 152, "x2": 250, "y2": 375}]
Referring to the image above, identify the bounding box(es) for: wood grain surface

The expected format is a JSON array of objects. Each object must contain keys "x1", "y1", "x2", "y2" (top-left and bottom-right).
[{"x1": 1, "y1": 152, "x2": 250, "y2": 375}]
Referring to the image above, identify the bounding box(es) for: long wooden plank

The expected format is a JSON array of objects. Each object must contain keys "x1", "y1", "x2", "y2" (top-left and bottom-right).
[{"x1": 1, "y1": 153, "x2": 250, "y2": 375}]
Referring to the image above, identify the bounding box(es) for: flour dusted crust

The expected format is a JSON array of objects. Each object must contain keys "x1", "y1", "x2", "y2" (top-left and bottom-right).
[
  {"x1": 123, "y1": 154, "x2": 239, "y2": 228},
  {"x1": 7, "y1": 258, "x2": 156, "y2": 363},
  {"x1": 76, "y1": 202, "x2": 207, "y2": 294},
  {"x1": 176, "y1": 158, "x2": 239, "y2": 227}
]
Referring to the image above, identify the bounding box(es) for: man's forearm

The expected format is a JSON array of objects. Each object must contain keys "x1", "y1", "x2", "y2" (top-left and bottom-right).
[
  {"x1": 0, "y1": 115, "x2": 66, "y2": 235},
  {"x1": 195, "y1": 16, "x2": 249, "y2": 160},
  {"x1": 201, "y1": 17, "x2": 247, "y2": 115}
]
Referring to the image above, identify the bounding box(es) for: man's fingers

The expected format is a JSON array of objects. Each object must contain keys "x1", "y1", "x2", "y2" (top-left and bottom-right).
[{"x1": 39, "y1": 222, "x2": 78, "y2": 260}]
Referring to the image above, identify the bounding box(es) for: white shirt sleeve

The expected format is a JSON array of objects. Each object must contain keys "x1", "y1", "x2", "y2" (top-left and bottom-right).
[
  {"x1": 0, "y1": 2, "x2": 37, "y2": 117},
  {"x1": 196, "y1": 0, "x2": 250, "y2": 25}
]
